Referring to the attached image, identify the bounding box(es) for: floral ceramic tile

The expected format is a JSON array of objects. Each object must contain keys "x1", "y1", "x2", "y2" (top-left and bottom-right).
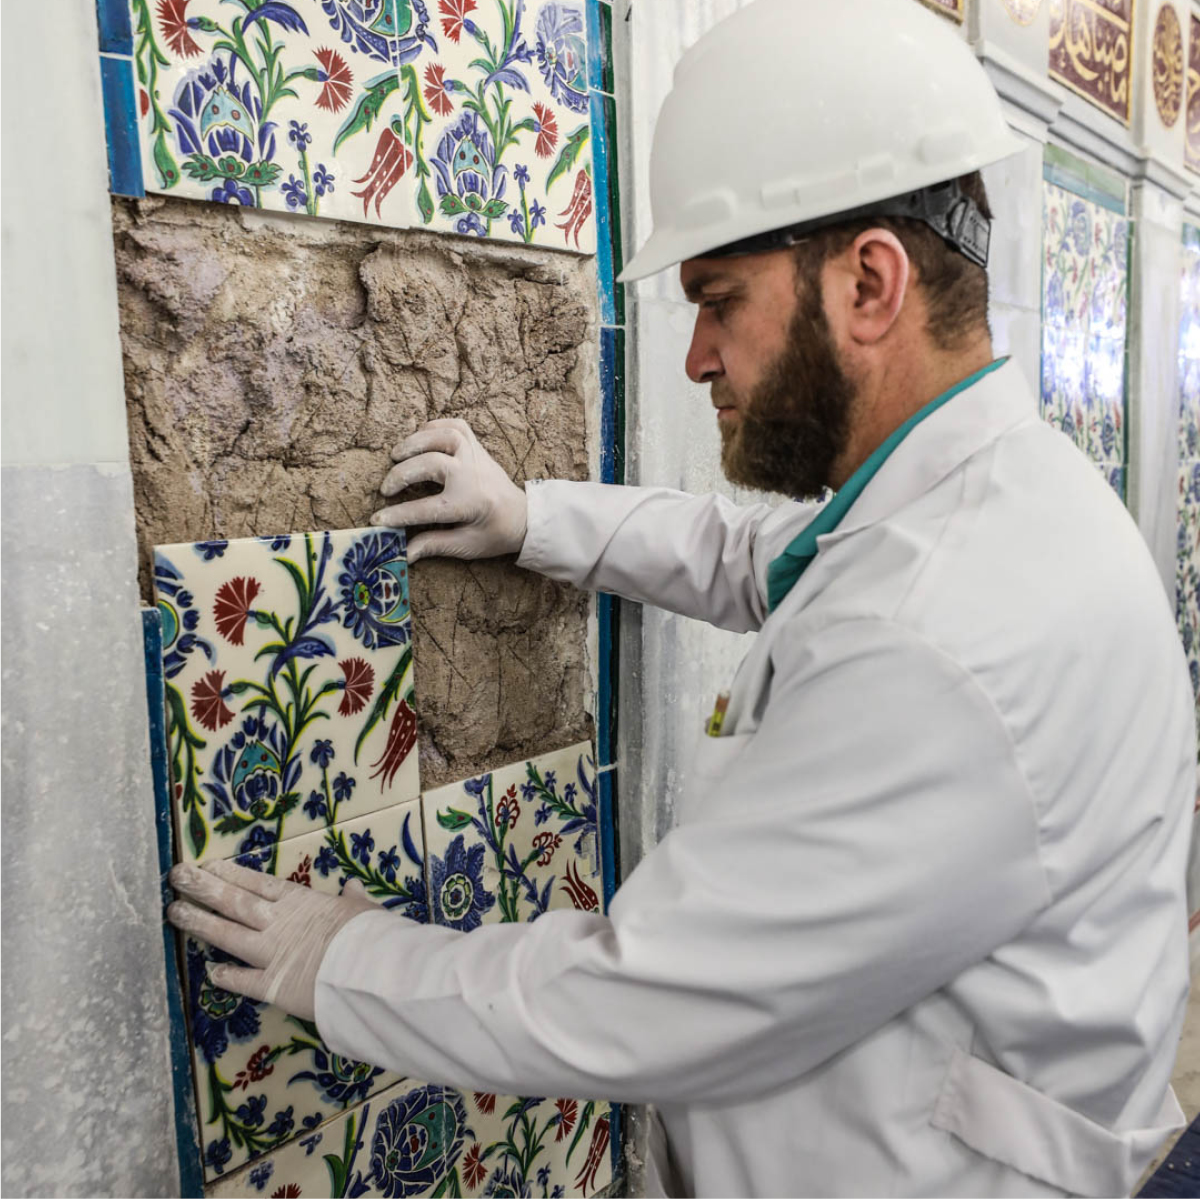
[
  {"x1": 445, "y1": 1087, "x2": 613, "y2": 1198},
  {"x1": 206, "y1": 1078, "x2": 474, "y2": 1197},
  {"x1": 1178, "y1": 461, "x2": 1200, "y2": 705},
  {"x1": 185, "y1": 798, "x2": 426, "y2": 1181},
  {"x1": 153, "y1": 528, "x2": 418, "y2": 864},
  {"x1": 410, "y1": 0, "x2": 596, "y2": 251},
  {"x1": 421, "y1": 740, "x2": 601, "y2": 929},
  {"x1": 130, "y1": 0, "x2": 438, "y2": 225},
  {"x1": 1040, "y1": 179, "x2": 1129, "y2": 471},
  {"x1": 1179, "y1": 228, "x2": 1200, "y2": 462}
]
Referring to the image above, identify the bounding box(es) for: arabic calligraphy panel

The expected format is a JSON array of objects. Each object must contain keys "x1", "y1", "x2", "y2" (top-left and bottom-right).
[
  {"x1": 1153, "y1": 3, "x2": 1185, "y2": 127},
  {"x1": 1049, "y1": 0, "x2": 1135, "y2": 125},
  {"x1": 1187, "y1": 13, "x2": 1200, "y2": 172}
]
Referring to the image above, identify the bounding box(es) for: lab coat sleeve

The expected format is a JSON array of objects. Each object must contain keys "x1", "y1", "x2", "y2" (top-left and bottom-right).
[
  {"x1": 515, "y1": 479, "x2": 817, "y2": 633},
  {"x1": 314, "y1": 617, "x2": 1052, "y2": 1106}
]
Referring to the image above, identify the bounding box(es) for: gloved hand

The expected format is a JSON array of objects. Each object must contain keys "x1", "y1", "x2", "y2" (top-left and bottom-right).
[
  {"x1": 167, "y1": 860, "x2": 378, "y2": 1021},
  {"x1": 372, "y1": 418, "x2": 528, "y2": 563}
]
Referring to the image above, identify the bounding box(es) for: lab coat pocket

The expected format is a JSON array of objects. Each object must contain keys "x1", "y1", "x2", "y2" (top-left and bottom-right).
[
  {"x1": 931, "y1": 1048, "x2": 1185, "y2": 1197},
  {"x1": 680, "y1": 732, "x2": 754, "y2": 823}
]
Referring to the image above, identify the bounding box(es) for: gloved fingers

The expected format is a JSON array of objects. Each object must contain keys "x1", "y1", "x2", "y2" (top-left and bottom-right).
[
  {"x1": 371, "y1": 494, "x2": 470, "y2": 532},
  {"x1": 204, "y1": 858, "x2": 292, "y2": 902},
  {"x1": 208, "y1": 962, "x2": 270, "y2": 1004},
  {"x1": 166, "y1": 901, "x2": 271, "y2": 966},
  {"x1": 168, "y1": 862, "x2": 276, "y2": 930},
  {"x1": 404, "y1": 530, "x2": 478, "y2": 563},
  {"x1": 380, "y1": 451, "x2": 455, "y2": 497},
  {"x1": 390, "y1": 424, "x2": 467, "y2": 463}
]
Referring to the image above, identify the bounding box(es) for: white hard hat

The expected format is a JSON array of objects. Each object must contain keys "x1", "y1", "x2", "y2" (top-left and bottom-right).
[{"x1": 619, "y1": 0, "x2": 1027, "y2": 282}]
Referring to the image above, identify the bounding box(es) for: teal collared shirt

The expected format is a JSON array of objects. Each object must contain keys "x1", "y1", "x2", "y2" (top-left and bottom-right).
[{"x1": 765, "y1": 358, "x2": 1007, "y2": 613}]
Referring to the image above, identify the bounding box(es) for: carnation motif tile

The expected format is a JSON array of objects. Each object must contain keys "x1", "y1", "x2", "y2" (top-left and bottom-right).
[
  {"x1": 421, "y1": 740, "x2": 601, "y2": 930},
  {"x1": 183, "y1": 798, "x2": 426, "y2": 1181},
  {"x1": 206, "y1": 1077, "x2": 475, "y2": 1197},
  {"x1": 1040, "y1": 178, "x2": 1130, "y2": 475},
  {"x1": 129, "y1": 0, "x2": 437, "y2": 226},
  {"x1": 444, "y1": 1087, "x2": 614, "y2": 1198},
  {"x1": 153, "y1": 528, "x2": 418, "y2": 864},
  {"x1": 411, "y1": 0, "x2": 596, "y2": 252}
]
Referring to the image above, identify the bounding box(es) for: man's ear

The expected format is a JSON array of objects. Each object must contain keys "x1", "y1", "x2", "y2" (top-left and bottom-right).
[{"x1": 834, "y1": 228, "x2": 910, "y2": 347}]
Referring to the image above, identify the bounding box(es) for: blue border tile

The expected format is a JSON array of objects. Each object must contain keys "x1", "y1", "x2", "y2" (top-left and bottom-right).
[
  {"x1": 590, "y1": 89, "x2": 616, "y2": 326},
  {"x1": 100, "y1": 55, "x2": 145, "y2": 197},
  {"x1": 95, "y1": 0, "x2": 134, "y2": 54},
  {"x1": 143, "y1": 609, "x2": 205, "y2": 1197},
  {"x1": 586, "y1": 0, "x2": 613, "y2": 94}
]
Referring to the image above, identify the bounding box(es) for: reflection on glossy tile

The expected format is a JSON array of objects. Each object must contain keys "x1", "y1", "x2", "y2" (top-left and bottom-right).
[
  {"x1": 422, "y1": 740, "x2": 601, "y2": 928},
  {"x1": 184, "y1": 799, "x2": 425, "y2": 1181},
  {"x1": 130, "y1": 0, "x2": 432, "y2": 225},
  {"x1": 412, "y1": 0, "x2": 596, "y2": 252},
  {"x1": 1179, "y1": 228, "x2": 1200, "y2": 462},
  {"x1": 153, "y1": 528, "x2": 418, "y2": 864},
  {"x1": 206, "y1": 1077, "x2": 472, "y2": 1197},
  {"x1": 1040, "y1": 178, "x2": 1129, "y2": 476}
]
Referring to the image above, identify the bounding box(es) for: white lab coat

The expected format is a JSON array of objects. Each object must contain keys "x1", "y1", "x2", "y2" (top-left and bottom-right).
[{"x1": 316, "y1": 361, "x2": 1194, "y2": 1198}]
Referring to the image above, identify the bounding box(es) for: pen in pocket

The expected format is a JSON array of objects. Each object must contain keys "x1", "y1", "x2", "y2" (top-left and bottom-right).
[{"x1": 706, "y1": 691, "x2": 730, "y2": 737}]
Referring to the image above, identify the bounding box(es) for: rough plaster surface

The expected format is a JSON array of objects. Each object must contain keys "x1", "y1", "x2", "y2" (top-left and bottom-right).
[
  {"x1": 112, "y1": 196, "x2": 597, "y2": 787},
  {"x1": 1, "y1": 464, "x2": 180, "y2": 1198}
]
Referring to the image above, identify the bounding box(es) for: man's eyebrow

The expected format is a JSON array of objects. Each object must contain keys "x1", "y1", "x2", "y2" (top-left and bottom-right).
[{"x1": 682, "y1": 271, "x2": 739, "y2": 302}]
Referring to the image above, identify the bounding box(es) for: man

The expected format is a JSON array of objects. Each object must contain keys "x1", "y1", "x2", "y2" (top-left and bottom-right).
[{"x1": 168, "y1": 1, "x2": 1195, "y2": 1194}]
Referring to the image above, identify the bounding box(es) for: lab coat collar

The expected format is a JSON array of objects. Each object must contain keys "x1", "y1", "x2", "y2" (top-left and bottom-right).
[{"x1": 815, "y1": 358, "x2": 1039, "y2": 549}]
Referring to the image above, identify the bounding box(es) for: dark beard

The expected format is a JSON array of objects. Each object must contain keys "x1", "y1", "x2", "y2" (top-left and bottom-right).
[{"x1": 718, "y1": 283, "x2": 857, "y2": 499}]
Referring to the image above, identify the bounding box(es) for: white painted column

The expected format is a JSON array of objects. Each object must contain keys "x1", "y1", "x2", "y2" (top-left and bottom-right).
[{"x1": 0, "y1": 2, "x2": 180, "y2": 1194}]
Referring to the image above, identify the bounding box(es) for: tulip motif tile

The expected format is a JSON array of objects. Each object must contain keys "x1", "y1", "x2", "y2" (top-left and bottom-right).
[
  {"x1": 1040, "y1": 178, "x2": 1130, "y2": 500},
  {"x1": 153, "y1": 528, "x2": 418, "y2": 865},
  {"x1": 421, "y1": 740, "x2": 601, "y2": 930},
  {"x1": 412, "y1": 0, "x2": 596, "y2": 251},
  {"x1": 183, "y1": 798, "x2": 427, "y2": 1181}
]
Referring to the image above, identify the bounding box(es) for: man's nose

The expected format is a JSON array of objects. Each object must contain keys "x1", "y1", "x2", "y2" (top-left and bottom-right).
[{"x1": 685, "y1": 318, "x2": 722, "y2": 384}]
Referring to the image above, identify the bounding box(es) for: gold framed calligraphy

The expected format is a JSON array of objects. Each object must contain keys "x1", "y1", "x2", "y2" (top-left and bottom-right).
[
  {"x1": 1188, "y1": 13, "x2": 1200, "y2": 172},
  {"x1": 1003, "y1": 0, "x2": 1044, "y2": 24},
  {"x1": 917, "y1": 0, "x2": 966, "y2": 21},
  {"x1": 1152, "y1": 4, "x2": 1184, "y2": 127},
  {"x1": 1049, "y1": 0, "x2": 1135, "y2": 125}
]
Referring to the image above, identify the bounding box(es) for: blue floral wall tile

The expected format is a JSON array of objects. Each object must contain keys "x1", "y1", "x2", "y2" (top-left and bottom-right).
[
  {"x1": 1040, "y1": 178, "x2": 1130, "y2": 490},
  {"x1": 1176, "y1": 462, "x2": 1200, "y2": 706},
  {"x1": 130, "y1": 0, "x2": 436, "y2": 225},
  {"x1": 206, "y1": 1077, "x2": 472, "y2": 1197},
  {"x1": 184, "y1": 797, "x2": 426, "y2": 1182},
  {"x1": 412, "y1": 0, "x2": 596, "y2": 251},
  {"x1": 153, "y1": 528, "x2": 418, "y2": 864},
  {"x1": 421, "y1": 742, "x2": 610, "y2": 1197}
]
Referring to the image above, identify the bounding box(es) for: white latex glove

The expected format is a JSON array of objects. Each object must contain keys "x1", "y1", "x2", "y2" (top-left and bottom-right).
[
  {"x1": 372, "y1": 418, "x2": 528, "y2": 563},
  {"x1": 167, "y1": 859, "x2": 378, "y2": 1021}
]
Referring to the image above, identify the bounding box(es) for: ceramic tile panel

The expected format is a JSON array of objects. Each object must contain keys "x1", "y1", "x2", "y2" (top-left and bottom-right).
[
  {"x1": 421, "y1": 740, "x2": 601, "y2": 929},
  {"x1": 184, "y1": 798, "x2": 426, "y2": 1181},
  {"x1": 1048, "y1": 0, "x2": 1134, "y2": 125},
  {"x1": 1177, "y1": 461, "x2": 1200, "y2": 704},
  {"x1": 443, "y1": 1087, "x2": 614, "y2": 1197},
  {"x1": 412, "y1": 0, "x2": 596, "y2": 252},
  {"x1": 153, "y1": 528, "x2": 418, "y2": 864},
  {"x1": 129, "y1": 0, "x2": 436, "y2": 225},
  {"x1": 1180, "y1": 227, "x2": 1200, "y2": 461},
  {"x1": 206, "y1": 1078, "x2": 474, "y2": 1197},
  {"x1": 1040, "y1": 177, "x2": 1130, "y2": 478}
]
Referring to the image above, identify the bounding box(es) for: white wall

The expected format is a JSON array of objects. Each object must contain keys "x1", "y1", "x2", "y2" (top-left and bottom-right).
[{"x1": 0, "y1": 3, "x2": 181, "y2": 1194}]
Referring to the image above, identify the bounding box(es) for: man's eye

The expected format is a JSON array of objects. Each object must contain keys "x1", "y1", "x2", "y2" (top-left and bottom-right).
[{"x1": 702, "y1": 296, "x2": 732, "y2": 313}]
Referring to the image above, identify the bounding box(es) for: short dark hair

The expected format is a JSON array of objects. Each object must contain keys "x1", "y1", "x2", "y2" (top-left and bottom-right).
[{"x1": 792, "y1": 172, "x2": 992, "y2": 351}]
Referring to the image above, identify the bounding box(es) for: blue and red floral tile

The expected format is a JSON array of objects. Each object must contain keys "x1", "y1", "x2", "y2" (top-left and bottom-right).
[
  {"x1": 121, "y1": 0, "x2": 595, "y2": 252},
  {"x1": 151, "y1": 526, "x2": 611, "y2": 1191}
]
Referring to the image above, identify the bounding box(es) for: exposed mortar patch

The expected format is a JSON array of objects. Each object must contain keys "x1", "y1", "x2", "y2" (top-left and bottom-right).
[{"x1": 112, "y1": 196, "x2": 597, "y2": 787}]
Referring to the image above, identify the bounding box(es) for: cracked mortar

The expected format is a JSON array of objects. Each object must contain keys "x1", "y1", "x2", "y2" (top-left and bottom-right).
[{"x1": 112, "y1": 196, "x2": 597, "y2": 787}]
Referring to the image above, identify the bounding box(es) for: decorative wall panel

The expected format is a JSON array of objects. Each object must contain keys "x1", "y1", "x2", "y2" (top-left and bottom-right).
[
  {"x1": 1188, "y1": 12, "x2": 1200, "y2": 172},
  {"x1": 1040, "y1": 171, "x2": 1131, "y2": 500},
  {"x1": 1048, "y1": 0, "x2": 1135, "y2": 124},
  {"x1": 1176, "y1": 225, "x2": 1200, "y2": 725}
]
